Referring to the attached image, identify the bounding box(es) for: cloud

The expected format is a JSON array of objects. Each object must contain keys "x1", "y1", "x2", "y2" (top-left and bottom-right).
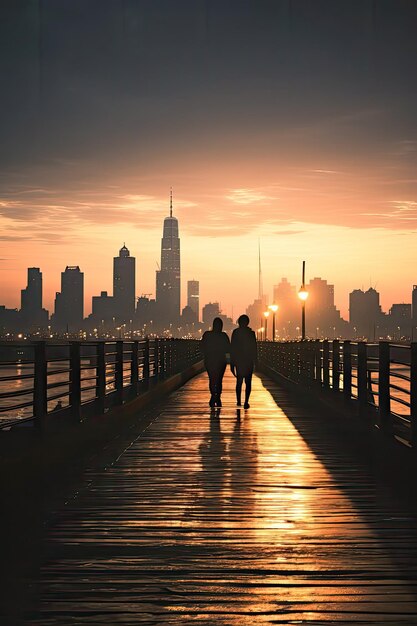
[
  {"x1": 225, "y1": 188, "x2": 276, "y2": 205},
  {"x1": 310, "y1": 169, "x2": 340, "y2": 175},
  {"x1": 2, "y1": 164, "x2": 417, "y2": 244},
  {"x1": 274, "y1": 229, "x2": 305, "y2": 236}
]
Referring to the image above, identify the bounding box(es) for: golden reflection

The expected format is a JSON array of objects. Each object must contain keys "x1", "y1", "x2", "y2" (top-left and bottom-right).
[{"x1": 138, "y1": 371, "x2": 417, "y2": 623}]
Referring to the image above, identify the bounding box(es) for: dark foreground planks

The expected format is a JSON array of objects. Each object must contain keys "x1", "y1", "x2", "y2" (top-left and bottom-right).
[{"x1": 16, "y1": 372, "x2": 417, "y2": 623}]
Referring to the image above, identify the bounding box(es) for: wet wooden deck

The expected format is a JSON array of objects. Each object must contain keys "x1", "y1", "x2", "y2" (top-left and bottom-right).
[{"x1": 22, "y1": 371, "x2": 417, "y2": 623}]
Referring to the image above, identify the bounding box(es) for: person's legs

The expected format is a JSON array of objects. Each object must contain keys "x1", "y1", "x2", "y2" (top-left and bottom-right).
[
  {"x1": 243, "y1": 368, "x2": 253, "y2": 408},
  {"x1": 213, "y1": 363, "x2": 226, "y2": 405},
  {"x1": 207, "y1": 369, "x2": 216, "y2": 406},
  {"x1": 236, "y1": 370, "x2": 243, "y2": 406}
]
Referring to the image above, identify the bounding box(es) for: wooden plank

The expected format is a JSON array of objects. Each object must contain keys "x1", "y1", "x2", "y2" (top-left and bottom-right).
[{"x1": 21, "y1": 370, "x2": 417, "y2": 624}]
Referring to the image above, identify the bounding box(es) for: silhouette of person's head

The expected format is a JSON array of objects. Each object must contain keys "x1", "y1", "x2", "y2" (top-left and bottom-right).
[
  {"x1": 212, "y1": 317, "x2": 223, "y2": 332},
  {"x1": 238, "y1": 314, "x2": 249, "y2": 328}
]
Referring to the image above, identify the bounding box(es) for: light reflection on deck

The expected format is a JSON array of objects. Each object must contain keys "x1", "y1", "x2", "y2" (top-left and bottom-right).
[{"x1": 23, "y1": 370, "x2": 417, "y2": 624}]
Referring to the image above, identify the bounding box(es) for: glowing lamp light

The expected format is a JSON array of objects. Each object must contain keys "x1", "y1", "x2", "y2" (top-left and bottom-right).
[
  {"x1": 298, "y1": 287, "x2": 309, "y2": 301},
  {"x1": 263, "y1": 310, "x2": 270, "y2": 318},
  {"x1": 269, "y1": 304, "x2": 278, "y2": 313}
]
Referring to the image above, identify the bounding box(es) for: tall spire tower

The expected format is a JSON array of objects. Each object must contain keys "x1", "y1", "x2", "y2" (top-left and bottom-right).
[
  {"x1": 155, "y1": 189, "x2": 181, "y2": 331},
  {"x1": 258, "y1": 238, "x2": 263, "y2": 300}
]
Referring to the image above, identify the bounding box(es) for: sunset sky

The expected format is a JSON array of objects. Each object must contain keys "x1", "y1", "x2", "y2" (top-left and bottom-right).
[{"x1": 1, "y1": 1, "x2": 417, "y2": 319}]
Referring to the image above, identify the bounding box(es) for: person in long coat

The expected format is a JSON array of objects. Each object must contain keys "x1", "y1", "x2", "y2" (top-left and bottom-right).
[{"x1": 230, "y1": 314, "x2": 257, "y2": 408}]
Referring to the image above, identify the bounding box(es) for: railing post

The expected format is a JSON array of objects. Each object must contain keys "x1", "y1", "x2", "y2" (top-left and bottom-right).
[
  {"x1": 294, "y1": 341, "x2": 299, "y2": 381},
  {"x1": 315, "y1": 339, "x2": 322, "y2": 386},
  {"x1": 323, "y1": 340, "x2": 330, "y2": 389},
  {"x1": 159, "y1": 340, "x2": 166, "y2": 379},
  {"x1": 332, "y1": 340, "x2": 340, "y2": 392},
  {"x1": 378, "y1": 341, "x2": 391, "y2": 429},
  {"x1": 167, "y1": 339, "x2": 173, "y2": 376},
  {"x1": 357, "y1": 342, "x2": 368, "y2": 413},
  {"x1": 154, "y1": 339, "x2": 159, "y2": 378},
  {"x1": 143, "y1": 339, "x2": 150, "y2": 386},
  {"x1": 115, "y1": 340, "x2": 124, "y2": 404},
  {"x1": 33, "y1": 341, "x2": 47, "y2": 426},
  {"x1": 343, "y1": 340, "x2": 352, "y2": 402},
  {"x1": 70, "y1": 341, "x2": 81, "y2": 421},
  {"x1": 410, "y1": 342, "x2": 417, "y2": 447},
  {"x1": 131, "y1": 341, "x2": 139, "y2": 396},
  {"x1": 96, "y1": 341, "x2": 106, "y2": 413}
]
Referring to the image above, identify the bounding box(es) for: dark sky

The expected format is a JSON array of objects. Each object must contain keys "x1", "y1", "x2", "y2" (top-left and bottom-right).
[
  {"x1": 1, "y1": 0, "x2": 417, "y2": 174},
  {"x1": 1, "y1": 1, "x2": 417, "y2": 315}
]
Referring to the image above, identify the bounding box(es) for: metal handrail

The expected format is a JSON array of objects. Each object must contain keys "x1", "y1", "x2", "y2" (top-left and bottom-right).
[
  {"x1": 258, "y1": 339, "x2": 417, "y2": 447},
  {"x1": 389, "y1": 382, "x2": 410, "y2": 395},
  {"x1": 0, "y1": 338, "x2": 202, "y2": 428},
  {"x1": 0, "y1": 388, "x2": 34, "y2": 399}
]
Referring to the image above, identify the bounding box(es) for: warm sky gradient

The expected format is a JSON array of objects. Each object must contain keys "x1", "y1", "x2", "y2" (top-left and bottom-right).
[{"x1": 1, "y1": 1, "x2": 417, "y2": 319}]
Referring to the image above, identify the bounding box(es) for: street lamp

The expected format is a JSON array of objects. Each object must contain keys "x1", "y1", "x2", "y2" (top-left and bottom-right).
[
  {"x1": 268, "y1": 304, "x2": 279, "y2": 341},
  {"x1": 263, "y1": 310, "x2": 270, "y2": 340},
  {"x1": 298, "y1": 260, "x2": 309, "y2": 340}
]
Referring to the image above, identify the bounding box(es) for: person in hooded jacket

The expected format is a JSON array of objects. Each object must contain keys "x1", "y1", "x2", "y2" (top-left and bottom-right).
[{"x1": 201, "y1": 317, "x2": 231, "y2": 407}]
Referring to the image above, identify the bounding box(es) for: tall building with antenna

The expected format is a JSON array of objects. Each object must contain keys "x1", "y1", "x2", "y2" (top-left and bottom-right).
[
  {"x1": 245, "y1": 239, "x2": 268, "y2": 333},
  {"x1": 156, "y1": 190, "x2": 181, "y2": 330}
]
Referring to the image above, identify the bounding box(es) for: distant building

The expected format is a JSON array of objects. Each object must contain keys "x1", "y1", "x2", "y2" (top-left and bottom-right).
[
  {"x1": 113, "y1": 244, "x2": 135, "y2": 322},
  {"x1": 53, "y1": 266, "x2": 84, "y2": 332},
  {"x1": 136, "y1": 296, "x2": 157, "y2": 334},
  {"x1": 389, "y1": 303, "x2": 411, "y2": 339},
  {"x1": 412, "y1": 286, "x2": 417, "y2": 340},
  {"x1": 187, "y1": 280, "x2": 199, "y2": 322},
  {"x1": 273, "y1": 278, "x2": 298, "y2": 338},
  {"x1": 156, "y1": 192, "x2": 181, "y2": 330},
  {"x1": 202, "y1": 302, "x2": 220, "y2": 327},
  {"x1": 20, "y1": 267, "x2": 48, "y2": 329},
  {"x1": 413, "y1": 285, "x2": 417, "y2": 323},
  {"x1": 0, "y1": 305, "x2": 20, "y2": 335},
  {"x1": 349, "y1": 288, "x2": 382, "y2": 340},
  {"x1": 305, "y1": 277, "x2": 346, "y2": 338},
  {"x1": 92, "y1": 291, "x2": 115, "y2": 322},
  {"x1": 181, "y1": 305, "x2": 197, "y2": 325},
  {"x1": 245, "y1": 297, "x2": 268, "y2": 334}
]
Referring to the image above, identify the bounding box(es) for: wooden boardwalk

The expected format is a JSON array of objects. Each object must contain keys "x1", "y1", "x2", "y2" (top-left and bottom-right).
[{"x1": 21, "y1": 371, "x2": 417, "y2": 624}]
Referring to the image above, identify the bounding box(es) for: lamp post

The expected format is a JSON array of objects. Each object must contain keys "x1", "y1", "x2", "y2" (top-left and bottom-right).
[
  {"x1": 298, "y1": 260, "x2": 309, "y2": 340},
  {"x1": 268, "y1": 304, "x2": 278, "y2": 341},
  {"x1": 263, "y1": 310, "x2": 270, "y2": 340}
]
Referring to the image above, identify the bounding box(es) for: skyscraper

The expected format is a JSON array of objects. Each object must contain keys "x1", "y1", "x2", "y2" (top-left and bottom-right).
[
  {"x1": 187, "y1": 280, "x2": 199, "y2": 321},
  {"x1": 273, "y1": 277, "x2": 298, "y2": 337},
  {"x1": 113, "y1": 244, "x2": 136, "y2": 322},
  {"x1": 156, "y1": 190, "x2": 181, "y2": 329},
  {"x1": 20, "y1": 267, "x2": 48, "y2": 328},
  {"x1": 412, "y1": 285, "x2": 417, "y2": 324},
  {"x1": 349, "y1": 288, "x2": 382, "y2": 339},
  {"x1": 53, "y1": 266, "x2": 84, "y2": 332}
]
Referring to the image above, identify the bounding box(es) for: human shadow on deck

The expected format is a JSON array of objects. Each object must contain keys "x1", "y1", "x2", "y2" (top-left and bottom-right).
[
  {"x1": 258, "y1": 372, "x2": 417, "y2": 593},
  {"x1": 197, "y1": 409, "x2": 258, "y2": 523}
]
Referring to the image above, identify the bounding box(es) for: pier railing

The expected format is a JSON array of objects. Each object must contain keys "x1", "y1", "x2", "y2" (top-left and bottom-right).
[
  {"x1": 259, "y1": 340, "x2": 417, "y2": 447},
  {"x1": 0, "y1": 339, "x2": 202, "y2": 429}
]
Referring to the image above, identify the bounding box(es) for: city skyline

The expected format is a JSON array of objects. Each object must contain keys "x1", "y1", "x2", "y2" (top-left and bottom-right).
[
  {"x1": 1, "y1": 232, "x2": 415, "y2": 320},
  {"x1": 0, "y1": 211, "x2": 415, "y2": 319},
  {"x1": 2, "y1": 252, "x2": 416, "y2": 330},
  {"x1": 1, "y1": 2, "x2": 417, "y2": 319}
]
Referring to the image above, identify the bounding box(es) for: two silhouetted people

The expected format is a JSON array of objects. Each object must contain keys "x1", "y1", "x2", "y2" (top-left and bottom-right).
[
  {"x1": 202, "y1": 314, "x2": 257, "y2": 409},
  {"x1": 231, "y1": 314, "x2": 257, "y2": 408},
  {"x1": 201, "y1": 317, "x2": 231, "y2": 407}
]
